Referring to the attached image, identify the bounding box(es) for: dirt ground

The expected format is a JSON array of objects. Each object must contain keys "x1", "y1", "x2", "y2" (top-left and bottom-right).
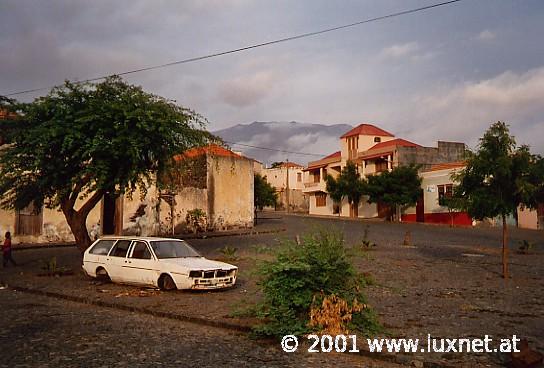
[{"x1": 2, "y1": 214, "x2": 543, "y2": 367}]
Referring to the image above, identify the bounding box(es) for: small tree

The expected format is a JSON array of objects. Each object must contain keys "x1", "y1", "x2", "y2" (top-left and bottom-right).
[
  {"x1": 325, "y1": 161, "x2": 366, "y2": 217},
  {"x1": 0, "y1": 77, "x2": 211, "y2": 251},
  {"x1": 364, "y1": 165, "x2": 422, "y2": 222},
  {"x1": 254, "y1": 174, "x2": 277, "y2": 223},
  {"x1": 452, "y1": 122, "x2": 543, "y2": 279}
]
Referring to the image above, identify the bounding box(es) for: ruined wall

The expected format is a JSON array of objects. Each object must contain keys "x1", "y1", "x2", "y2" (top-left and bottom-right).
[
  {"x1": 0, "y1": 199, "x2": 101, "y2": 244},
  {"x1": 398, "y1": 141, "x2": 465, "y2": 171},
  {"x1": 121, "y1": 184, "x2": 161, "y2": 237},
  {"x1": 207, "y1": 154, "x2": 254, "y2": 230},
  {"x1": 276, "y1": 189, "x2": 309, "y2": 212}
]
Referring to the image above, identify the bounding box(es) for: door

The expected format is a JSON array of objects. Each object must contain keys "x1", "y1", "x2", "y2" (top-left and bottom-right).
[
  {"x1": 105, "y1": 239, "x2": 132, "y2": 282},
  {"x1": 102, "y1": 193, "x2": 123, "y2": 235},
  {"x1": 124, "y1": 241, "x2": 159, "y2": 285},
  {"x1": 416, "y1": 190, "x2": 424, "y2": 223}
]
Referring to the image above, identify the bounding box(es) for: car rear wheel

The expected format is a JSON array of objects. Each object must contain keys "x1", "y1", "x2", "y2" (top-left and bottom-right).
[
  {"x1": 96, "y1": 267, "x2": 111, "y2": 282},
  {"x1": 159, "y1": 274, "x2": 177, "y2": 291}
]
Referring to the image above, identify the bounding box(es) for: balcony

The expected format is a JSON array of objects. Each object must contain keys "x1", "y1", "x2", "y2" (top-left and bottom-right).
[{"x1": 302, "y1": 181, "x2": 326, "y2": 193}]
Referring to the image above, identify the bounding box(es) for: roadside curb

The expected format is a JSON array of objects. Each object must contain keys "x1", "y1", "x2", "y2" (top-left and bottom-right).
[
  {"x1": 12, "y1": 228, "x2": 287, "y2": 251},
  {"x1": 3, "y1": 284, "x2": 456, "y2": 368},
  {"x1": 180, "y1": 227, "x2": 286, "y2": 239}
]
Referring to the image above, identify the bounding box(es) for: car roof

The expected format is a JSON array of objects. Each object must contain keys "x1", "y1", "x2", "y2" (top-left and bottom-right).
[{"x1": 98, "y1": 236, "x2": 186, "y2": 242}]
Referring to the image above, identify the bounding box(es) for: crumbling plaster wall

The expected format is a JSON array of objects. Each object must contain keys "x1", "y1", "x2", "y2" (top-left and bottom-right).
[
  {"x1": 0, "y1": 200, "x2": 101, "y2": 244},
  {"x1": 207, "y1": 154, "x2": 254, "y2": 230},
  {"x1": 397, "y1": 141, "x2": 465, "y2": 171}
]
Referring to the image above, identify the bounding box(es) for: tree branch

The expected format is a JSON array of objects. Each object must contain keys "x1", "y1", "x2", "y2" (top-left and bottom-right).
[{"x1": 77, "y1": 189, "x2": 104, "y2": 217}]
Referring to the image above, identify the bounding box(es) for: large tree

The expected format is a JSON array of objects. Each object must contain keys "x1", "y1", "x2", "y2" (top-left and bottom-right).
[
  {"x1": 364, "y1": 164, "x2": 422, "y2": 222},
  {"x1": 325, "y1": 161, "x2": 366, "y2": 217},
  {"x1": 451, "y1": 122, "x2": 543, "y2": 279},
  {"x1": 254, "y1": 173, "x2": 277, "y2": 224},
  {"x1": 254, "y1": 174, "x2": 278, "y2": 210},
  {"x1": 0, "y1": 77, "x2": 211, "y2": 251}
]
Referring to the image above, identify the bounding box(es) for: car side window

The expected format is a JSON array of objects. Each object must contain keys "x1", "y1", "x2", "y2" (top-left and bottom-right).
[
  {"x1": 130, "y1": 241, "x2": 152, "y2": 260},
  {"x1": 89, "y1": 240, "x2": 115, "y2": 255},
  {"x1": 109, "y1": 240, "x2": 131, "y2": 258}
]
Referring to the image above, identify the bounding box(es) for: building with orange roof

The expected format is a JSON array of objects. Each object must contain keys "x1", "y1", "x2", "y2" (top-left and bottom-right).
[
  {"x1": 263, "y1": 161, "x2": 308, "y2": 211},
  {"x1": 402, "y1": 161, "x2": 472, "y2": 226},
  {"x1": 303, "y1": 122, "x2": 467, "y2": 219},
  {"x1": 166, "y1": 144, "x2": 254, "y2": 232},
  {"x1": 0, "y1": 144, "x2": 255, "y2": 244}
]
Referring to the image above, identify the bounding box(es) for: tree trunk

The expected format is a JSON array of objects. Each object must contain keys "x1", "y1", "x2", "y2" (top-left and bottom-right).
[
  {"x1": 63, "y1": 210, "x2": 92, "y2": 252},
  {"x1": 396, "y1": 204, "x2": 401, "y2": 223},
  {"x1": 502, "y1": 214, "x2": 509, "y2": 279},
  {"x1": 61, "y1": 189, "x2": 104, "y2": 253}
]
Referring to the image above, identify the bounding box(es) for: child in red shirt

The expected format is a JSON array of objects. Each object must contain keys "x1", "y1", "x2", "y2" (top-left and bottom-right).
[{"x1": 2, "y1": 231, "x2": 17, "y2": 268}]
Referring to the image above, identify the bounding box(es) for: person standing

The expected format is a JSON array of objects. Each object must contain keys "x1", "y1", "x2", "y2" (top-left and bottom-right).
[{"x1": 2, "y1": 231, "x2": 17, "y2": 267}]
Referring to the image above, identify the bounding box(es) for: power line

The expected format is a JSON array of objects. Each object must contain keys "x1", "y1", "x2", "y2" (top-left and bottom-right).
[
  {"x1": 226, "y1": 140, "x2": 465, "y2": 167},
  {"x1": 225, "y1": 141, "x2": 327, "y2": 157},
  {"x1": 3, "y1": 0, "x2": 464, "y2": 97}
]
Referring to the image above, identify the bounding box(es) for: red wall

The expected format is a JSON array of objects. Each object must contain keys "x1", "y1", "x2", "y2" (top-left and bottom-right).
[{"x1": 402, "y1": 212, "x2": 472, "y2": 226}]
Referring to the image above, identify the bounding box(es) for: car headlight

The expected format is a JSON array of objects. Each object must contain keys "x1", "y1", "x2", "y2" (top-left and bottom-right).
[{"x1": 189, "y1": 270, "x2": 202, "y2": 278}]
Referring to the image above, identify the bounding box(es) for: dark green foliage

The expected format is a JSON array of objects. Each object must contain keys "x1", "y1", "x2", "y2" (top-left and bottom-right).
[
  {"x1": 254, "y1": 230, "x2": 380, "y2": 338},
  {"x1": 451, "y1": 122, "x2": 543, "y2": 219},
  {"x1": 325, "y1": 161, "x2": 366, "y2": 215},
  {"x1": 0, "y1": 77, "x2": 212, "y2": 250},
  {"x1": 450, "y1": 122, "x2": 544, "y2": 277},
  {"x1": 364, "y1": 164, "x2": 422, "y2": 212},
  {"x1": 254, "y1": 173, "x2": 277, "y2": 210}
]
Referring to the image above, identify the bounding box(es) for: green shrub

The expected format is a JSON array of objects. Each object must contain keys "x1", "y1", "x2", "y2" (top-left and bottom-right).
[
  {"x1": 218, "y1": 245, "x2": 238, "y2": 261},
  {"x1": 253, "y1": 230, "x2": 380, "y2": 338},
  {"x1": 185, "y1": 208, "x2": 207, "y2": 233}
]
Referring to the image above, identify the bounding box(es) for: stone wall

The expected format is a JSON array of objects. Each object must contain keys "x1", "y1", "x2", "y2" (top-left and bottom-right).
[
  {"x1": 398, "y1": 141, "x2": 465, "y2": 171},
  {"x1": 207, "y1": 154, "x2": 254, "y2": 231}
]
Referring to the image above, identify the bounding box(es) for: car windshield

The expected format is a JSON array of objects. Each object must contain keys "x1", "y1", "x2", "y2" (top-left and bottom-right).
[{"x1": 150, "y1": 240, "x2": 201, "y2": 259}]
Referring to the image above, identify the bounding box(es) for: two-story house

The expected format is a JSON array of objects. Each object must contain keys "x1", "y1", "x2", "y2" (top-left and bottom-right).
[
  {"x1": 263, "y1": 162, "x2": 308, "y2": 211},
  {"x1": 303, "y1": 123, "x2": 466, "y2": 219}
]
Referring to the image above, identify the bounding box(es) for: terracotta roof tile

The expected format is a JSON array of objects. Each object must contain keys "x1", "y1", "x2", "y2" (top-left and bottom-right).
[
  {"x1": 340, "y1": 123, "x2": 394, "y2": 138},
  {"x1": 322, "y1": 151, "x2": 341, "y2": 159},
  {"x1": 367, "y1": 138, "x2": 420, "y2": 151},
  {"x1": 175, "y1": 144, "x2": 241, "y2": 161}
]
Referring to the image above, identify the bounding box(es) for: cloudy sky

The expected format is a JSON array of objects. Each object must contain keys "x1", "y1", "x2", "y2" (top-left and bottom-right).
[{"x1": 1, "y1": 0, "x2": 543, "y2": 154}]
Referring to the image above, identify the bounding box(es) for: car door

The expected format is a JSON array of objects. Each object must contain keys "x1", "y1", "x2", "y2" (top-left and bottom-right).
[
  {"x1": 123, "y1": 241, "x2": 159, "y2": 286},
  {"x1": 105, "y1": 239, "x2": 132, "y2": 282}
]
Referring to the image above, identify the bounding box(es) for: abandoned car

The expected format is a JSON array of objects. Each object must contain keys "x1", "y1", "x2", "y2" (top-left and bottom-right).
[{"x1": 82, "y1": 236, "x2": 237, "y2": 290}]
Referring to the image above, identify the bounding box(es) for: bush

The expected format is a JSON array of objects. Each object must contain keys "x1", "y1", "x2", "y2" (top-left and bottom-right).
[
  {"x1": 253, "y1": 230, "x2": 380, "y2": 338},
  {"x1": 185, "y1": 208, "x2": 207, "y2": 233}
]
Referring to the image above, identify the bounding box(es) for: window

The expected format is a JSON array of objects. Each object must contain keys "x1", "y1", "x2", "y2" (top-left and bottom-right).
[
  {"x1": 110, "y1": 240, "x2": 131, "y2": 257},
  {"x1": 150, "y1": 240, "x2": 201, "y2": 259},
  {"x1": 315, "y1": 193, "x2": 327, "y2": 207},
  {"x1": 130, "y1": 241, "x2": 152, "y2": 260},
  {"x1": 437, "y1": 184, "x2": 453, "y2": 206},
  {"x1": 347, "y1": 136, "x2": 359, "y2": 160},
  {"x1": 89, "y1": 240, "x2": 115, "y2": 255},
  {"x1": 313, "y1": 170, "x2": 321, "y2": 183},
  {"x1": 374, "y1": 137, "x2": 381, "y2": 143},
  {"x1": 375, "y1": 160, "x2": 388, "y2": 173},
  {"x1": 297, "y1": 173, "x2": 302, "y2": 182}
]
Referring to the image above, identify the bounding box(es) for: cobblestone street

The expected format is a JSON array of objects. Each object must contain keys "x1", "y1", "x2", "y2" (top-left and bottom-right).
[{"x1": 0, "y1": 289, "x2": 399, "y2": 368}]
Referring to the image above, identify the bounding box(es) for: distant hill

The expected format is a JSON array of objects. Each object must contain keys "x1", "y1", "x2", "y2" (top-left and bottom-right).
[{"x1": 213, "y1": 121, "x2": 352, "y2": 166}]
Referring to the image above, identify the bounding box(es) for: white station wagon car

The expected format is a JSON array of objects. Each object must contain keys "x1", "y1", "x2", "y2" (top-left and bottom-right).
[{"x1": 82, "y1": 236, "x2": 237, "y2": 290}]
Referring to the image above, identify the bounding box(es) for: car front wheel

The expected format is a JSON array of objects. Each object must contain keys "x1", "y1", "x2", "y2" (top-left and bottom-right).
[{"x1": 159, "y1": 274, "x2": 177, "y2": 291}]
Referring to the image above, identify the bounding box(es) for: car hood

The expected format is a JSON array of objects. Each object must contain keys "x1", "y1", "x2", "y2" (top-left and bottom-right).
[{"x1": 159, "y1": 257, "x2": 236, "y2": 271}]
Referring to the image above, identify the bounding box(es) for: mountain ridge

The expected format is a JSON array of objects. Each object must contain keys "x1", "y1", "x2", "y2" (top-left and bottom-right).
[{"x1": 213, "y1": 121, "x2": 352, "y2": 166}]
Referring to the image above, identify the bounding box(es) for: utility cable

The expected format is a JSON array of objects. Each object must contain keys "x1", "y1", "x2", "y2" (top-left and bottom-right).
[{"x1": 2, "y1": 0, "x2": 464, "y2": 97}]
